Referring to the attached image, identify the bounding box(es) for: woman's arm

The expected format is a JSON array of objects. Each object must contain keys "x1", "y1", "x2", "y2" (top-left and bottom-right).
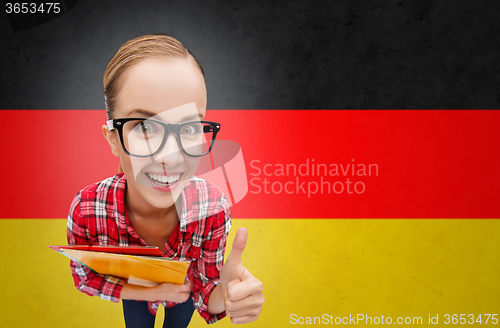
[
  {"x1": 191, "y1": 202, "x2": 264, "y2": 323},
  {"x1": 188, "y1": 202, "x2": 231, "y2": 324},
  {"x1": 120, "y1": 281, "x2": 193, "y2": 303},
  {"x1": 207, "y1": 283, "x2": 225, "y2": 314},
  {"x1": 67, "y1": 193, "x2": 127, "y2": 302}
]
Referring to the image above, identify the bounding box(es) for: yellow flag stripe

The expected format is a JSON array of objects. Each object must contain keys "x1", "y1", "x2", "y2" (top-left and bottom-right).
[{"x1": 1, "y1": 219, "x2": 499, "y2": 327}]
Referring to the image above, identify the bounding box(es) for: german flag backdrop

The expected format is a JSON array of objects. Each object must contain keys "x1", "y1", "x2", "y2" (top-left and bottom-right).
[{"x1": 2, "y1": 2, "x2": 500, "y2": 328}]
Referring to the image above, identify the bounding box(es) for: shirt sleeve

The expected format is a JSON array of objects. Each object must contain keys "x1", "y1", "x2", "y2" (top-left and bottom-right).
[
  {"x1": 190, "y1": 197, "x2": 231, "y2": 324},
  {"x1": 66, "y1": 192, "x2": 127, "y2": 303}
]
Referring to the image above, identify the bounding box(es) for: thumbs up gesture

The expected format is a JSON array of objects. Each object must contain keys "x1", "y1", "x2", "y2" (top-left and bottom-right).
[{"x1": 220, "y1": 227, "x2": 264, "y2": 324}]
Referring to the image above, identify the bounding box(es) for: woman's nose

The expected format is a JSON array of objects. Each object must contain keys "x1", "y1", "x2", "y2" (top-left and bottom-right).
[{"x1": 153, "y1": 132, "x2": 184, "y2": 166}]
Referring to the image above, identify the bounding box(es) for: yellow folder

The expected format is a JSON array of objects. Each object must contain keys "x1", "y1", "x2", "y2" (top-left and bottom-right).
[{"x1": 59, "y1": 248, "x2": 190, "y2": 286}]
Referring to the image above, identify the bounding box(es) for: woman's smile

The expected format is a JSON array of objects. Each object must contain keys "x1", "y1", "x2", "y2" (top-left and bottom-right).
[{"x1": 145, "y1": 171, "x2": 184, "y2": 192}]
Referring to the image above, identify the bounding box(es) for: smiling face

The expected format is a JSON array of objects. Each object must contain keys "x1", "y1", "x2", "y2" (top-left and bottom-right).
[{"x1": 104, "y1": 57, "x2": 207, "y2": 212}]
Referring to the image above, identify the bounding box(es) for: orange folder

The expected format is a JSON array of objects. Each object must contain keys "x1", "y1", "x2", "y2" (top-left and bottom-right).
[{"x1": 49, "y1": 245, "x2": 190, "y2": 286}]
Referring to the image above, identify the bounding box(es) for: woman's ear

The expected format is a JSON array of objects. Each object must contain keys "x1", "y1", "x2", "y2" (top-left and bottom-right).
[{"x1": 102, "y1": 125, "x2": 120, "y2": 157}]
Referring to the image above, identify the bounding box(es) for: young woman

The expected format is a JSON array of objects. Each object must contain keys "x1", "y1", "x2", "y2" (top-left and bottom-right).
[{"x1": 67, "y1": 34, "x2": 264, "y2": 328}]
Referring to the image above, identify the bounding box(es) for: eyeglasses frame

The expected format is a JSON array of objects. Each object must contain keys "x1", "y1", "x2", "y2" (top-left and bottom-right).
[{"x1": 106, "y1": 118, "x2": 220, "y2": 158}]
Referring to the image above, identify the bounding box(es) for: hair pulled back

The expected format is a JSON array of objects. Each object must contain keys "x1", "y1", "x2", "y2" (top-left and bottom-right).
[{"x1": 103, "y1": 34, "x2": 204, "y2": 119}]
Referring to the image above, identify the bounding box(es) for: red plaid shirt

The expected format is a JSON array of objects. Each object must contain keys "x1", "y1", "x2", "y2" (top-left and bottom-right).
[{"x1": 66, "y1": 173, "x2": 231, "y2": 324}]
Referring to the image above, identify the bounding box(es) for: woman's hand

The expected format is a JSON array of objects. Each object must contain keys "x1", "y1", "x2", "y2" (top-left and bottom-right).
[
  {"x1": 151, "y1": 280, "x2": 193, "y2": 303},
  {"x1": 121, "y1": 280, "x2": 193, "y2": 303},
  {"x1": 219, "y1": 227, "x2": 264, "y2": 324}
]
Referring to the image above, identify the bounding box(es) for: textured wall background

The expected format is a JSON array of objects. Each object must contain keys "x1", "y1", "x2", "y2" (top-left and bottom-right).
[{"x1": 1, "y1": 0, "x2": 500, "y2": 109}]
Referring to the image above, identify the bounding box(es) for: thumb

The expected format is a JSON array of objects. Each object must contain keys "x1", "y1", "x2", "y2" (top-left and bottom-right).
[{"x1": 225, "y1": 227, "x2": 248, "y2": 266}]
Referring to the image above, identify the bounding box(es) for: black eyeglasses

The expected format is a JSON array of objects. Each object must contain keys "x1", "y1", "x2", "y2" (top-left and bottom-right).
[{"x1": 106, "y1": 118, "x2": 220, "y2": 157}]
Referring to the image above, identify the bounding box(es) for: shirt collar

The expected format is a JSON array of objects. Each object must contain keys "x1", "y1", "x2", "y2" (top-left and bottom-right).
[{"x1": 114, "y1": 173, "x2": 128, "y2": 235}]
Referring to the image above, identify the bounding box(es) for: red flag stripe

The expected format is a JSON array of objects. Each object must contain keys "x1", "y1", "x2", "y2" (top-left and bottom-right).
[{"x1": 1, "y1": 110, "x2": 499, "y2": 219}]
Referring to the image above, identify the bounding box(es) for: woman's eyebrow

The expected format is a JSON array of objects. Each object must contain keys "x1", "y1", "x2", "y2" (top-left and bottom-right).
[
  {"x1": 180, "y1": 113, "x2": 204, "y2": 122},
  {"x1": 127, "y1": 109, "x2": 204, "y2": 121},
  {"x1": 127, "y1": 108, "x2": 156, "y2": 117}
]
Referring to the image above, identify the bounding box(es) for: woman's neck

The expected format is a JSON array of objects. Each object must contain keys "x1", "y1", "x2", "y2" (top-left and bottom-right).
[{"x1": 124, "y1": 187, "x2": 180, "y2": 252}]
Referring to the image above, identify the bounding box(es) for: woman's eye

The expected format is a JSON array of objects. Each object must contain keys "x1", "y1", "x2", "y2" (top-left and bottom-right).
[
  {"x1": 139, "y1": 123, "x2": 157, "y2": 134},
  {"x1": 181, "y1": 124, "x2": 201, "y2": 135}
]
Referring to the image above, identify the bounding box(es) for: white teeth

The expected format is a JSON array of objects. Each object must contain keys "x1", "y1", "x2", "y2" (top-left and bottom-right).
[{"x1": 146, "y1": 173, "x2": 181, "y2": 186}]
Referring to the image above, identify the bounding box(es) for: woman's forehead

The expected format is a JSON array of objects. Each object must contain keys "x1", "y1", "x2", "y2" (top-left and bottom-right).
[
  {"x1": 126, "y1": 103, "x2": 205, "y2": 123},
  {"x1": 114, "y1": 58, "x2": 207, "y2": 118}
]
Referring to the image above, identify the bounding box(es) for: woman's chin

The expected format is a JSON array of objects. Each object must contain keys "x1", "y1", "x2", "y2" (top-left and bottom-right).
[
  {"x1": 143, "y1": 191, "x2": 178, "y2": 209},
  {"x1": 128, "y1": 173, "x2": 191, "y2": 210}
]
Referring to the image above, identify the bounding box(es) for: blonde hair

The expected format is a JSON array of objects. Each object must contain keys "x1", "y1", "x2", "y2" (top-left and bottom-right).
[{"x1": 103, "y1": 34, "x2": 204, "y2": 119}]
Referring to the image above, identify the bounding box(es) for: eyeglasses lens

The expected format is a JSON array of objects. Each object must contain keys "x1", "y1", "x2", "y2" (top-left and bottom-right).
[{"x1": 123, "y1": 120, "x2": 214, "y2": 157}]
